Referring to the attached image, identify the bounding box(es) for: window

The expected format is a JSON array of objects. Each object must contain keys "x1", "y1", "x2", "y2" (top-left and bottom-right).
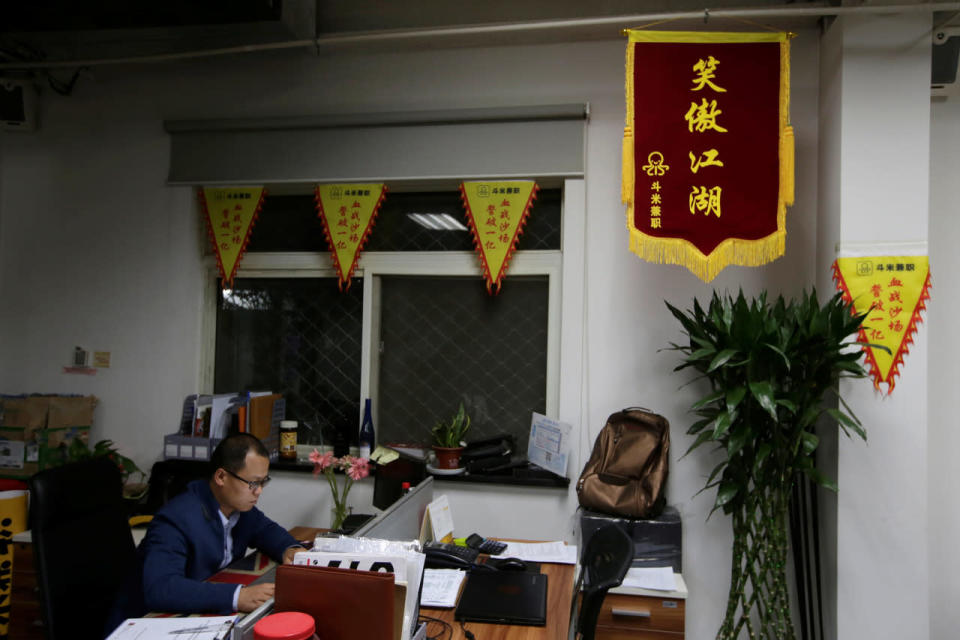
[{"x1": 207, "y1": 185, "x2": 565, "y2": 457}]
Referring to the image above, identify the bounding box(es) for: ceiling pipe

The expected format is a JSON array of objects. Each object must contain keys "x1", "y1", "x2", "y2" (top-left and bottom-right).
[{"x1": 1, "y1": 2, "x2": 958, "y2": 71}]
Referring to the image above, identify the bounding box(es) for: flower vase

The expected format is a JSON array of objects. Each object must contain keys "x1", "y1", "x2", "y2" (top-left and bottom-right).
[{"x1": 331, "y1": 502, "x2": 349, "y2": 531}]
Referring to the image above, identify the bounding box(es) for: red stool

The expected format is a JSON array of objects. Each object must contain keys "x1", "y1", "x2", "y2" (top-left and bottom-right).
[{"x1": 253, "y1": 611, "x2": 318, "y2": 640}]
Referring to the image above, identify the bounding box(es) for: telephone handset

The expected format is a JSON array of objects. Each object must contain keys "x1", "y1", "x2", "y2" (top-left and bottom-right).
[{"x1": 423, "y1": 541, "x2": 482, "y2": 570}]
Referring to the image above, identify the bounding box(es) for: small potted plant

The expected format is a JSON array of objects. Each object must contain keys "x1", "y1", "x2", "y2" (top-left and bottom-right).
[{"x1": 431, "y1": 403, "x2": 471, "y2": 469}]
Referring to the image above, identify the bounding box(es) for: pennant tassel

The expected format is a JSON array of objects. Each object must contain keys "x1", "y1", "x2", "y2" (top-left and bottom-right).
[{"x1": 629, "y1": 223, "x2": 786, "y2": 282}]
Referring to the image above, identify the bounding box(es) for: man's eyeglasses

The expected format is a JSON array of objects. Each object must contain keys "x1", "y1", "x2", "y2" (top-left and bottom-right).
[{"x1": 224, "y1": 468, "x2": 271, "y2": 492}]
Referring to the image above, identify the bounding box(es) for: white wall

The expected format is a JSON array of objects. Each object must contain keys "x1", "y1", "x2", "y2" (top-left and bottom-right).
[
  {"x1": 4, "y1": 22, "x2": 952, "y2": 639},
  {"x1": 928, "y1": 90, "x2": 960, "y2": 640},
  {"x1": 821, "y1": 13, "x2": 933, "y2": 640}
]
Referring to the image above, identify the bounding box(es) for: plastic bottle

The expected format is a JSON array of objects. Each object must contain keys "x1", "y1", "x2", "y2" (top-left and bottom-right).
[{"x1": 358, "y1": 398, "x2": 375, "y2": 459}]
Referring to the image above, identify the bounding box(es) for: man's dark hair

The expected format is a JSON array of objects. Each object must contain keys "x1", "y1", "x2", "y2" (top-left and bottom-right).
[{"x1": 209, "y1": 433, "x2": 269, "y2": 477}]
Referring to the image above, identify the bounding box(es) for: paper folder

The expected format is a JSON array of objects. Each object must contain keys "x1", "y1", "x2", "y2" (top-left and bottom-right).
[
  {"x1": 248, "y1": 394, "x2": 280, "y2": 441},
  {"x1": 275, "y1": 564, "x2": 397, "y2": 640}
]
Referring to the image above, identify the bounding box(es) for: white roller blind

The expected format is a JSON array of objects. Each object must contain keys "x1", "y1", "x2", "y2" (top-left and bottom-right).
[{"x1": 165, "y1": 104, "x2": 587, "y2": 185}]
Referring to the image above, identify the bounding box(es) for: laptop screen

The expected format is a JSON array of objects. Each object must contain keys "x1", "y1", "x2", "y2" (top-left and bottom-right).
[{"x1": 454, "y1": 571, "x2": 548, "y2": 627}]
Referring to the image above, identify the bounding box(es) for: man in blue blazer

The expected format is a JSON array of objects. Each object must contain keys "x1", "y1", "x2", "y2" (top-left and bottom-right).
[{"x1": 140, "y1": 433, "x2": 304, "y2": 614}]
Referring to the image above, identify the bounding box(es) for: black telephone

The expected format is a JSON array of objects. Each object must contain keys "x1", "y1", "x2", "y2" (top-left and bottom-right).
[{"x1": 422, "y1": 541, "x2": 482, "y2": 570}]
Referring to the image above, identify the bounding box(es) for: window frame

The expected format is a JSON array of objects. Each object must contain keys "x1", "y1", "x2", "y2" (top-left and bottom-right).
[{"x1": 199, "y1": 178, "x2": 585, "y2": 458}]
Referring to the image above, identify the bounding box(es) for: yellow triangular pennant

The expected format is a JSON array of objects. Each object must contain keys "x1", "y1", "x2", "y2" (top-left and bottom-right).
[
  {"x1": 315, "y1": 184, "x2": 387, "y2": 291},
  {"x1": 200, "y1": 187, "x2": 266, "y2": 289},
  {"x1": 832, "y1": 256, "x2": 931, "y2": 394},
  {"x1": 460, "y1": 181, "x2": 538, "y2": 294}
]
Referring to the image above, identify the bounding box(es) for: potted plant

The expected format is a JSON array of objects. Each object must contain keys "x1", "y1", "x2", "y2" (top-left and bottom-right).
[
  {"x1": 431, "y1": 402, "x2": 471, "y2": 469},
  {"x1": 666, "y1": 289, "x2": 877, "y2": 640},
  {"x1": 66, "y1": 438, "x2": 148, "y2": 500}
]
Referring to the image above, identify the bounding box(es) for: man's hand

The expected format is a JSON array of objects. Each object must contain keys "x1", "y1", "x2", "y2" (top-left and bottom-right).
[
  {"x1": 282, "y1": 545, "x2": 305, "y2": 565},
  {"x1": 237, "y1": 583, "x2": 274, "y2": 612}
]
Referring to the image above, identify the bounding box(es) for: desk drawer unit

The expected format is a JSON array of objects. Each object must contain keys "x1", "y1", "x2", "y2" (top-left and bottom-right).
[{"x1": 595, "y1": 593, "x2": 685, "y2": 639}]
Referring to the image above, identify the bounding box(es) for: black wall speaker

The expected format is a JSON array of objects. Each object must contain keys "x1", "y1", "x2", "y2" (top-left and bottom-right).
[
  {"x1": 932, "y1": 28, "x2": 960, "y2": 87},
  {"x1": 0, "y1": 78, "x2": 37, "y2": 132}
]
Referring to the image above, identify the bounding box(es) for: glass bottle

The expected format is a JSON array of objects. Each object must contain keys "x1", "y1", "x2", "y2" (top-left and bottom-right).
[
  {"x1": 358, "y1": 398, "x2": 375, "y2": 459},
  {"x1": 280, "y1": 420, "x2": 297, "y2": 460}
]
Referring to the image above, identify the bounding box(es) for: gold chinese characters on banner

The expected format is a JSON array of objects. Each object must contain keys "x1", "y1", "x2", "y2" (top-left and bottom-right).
[
  {"x1": 622, "y1": 30, "x2": 794, "y2": 281},
  {"x1": 460, "y1": 181, "x2": 538, "y2": 294},
  {"x1": 199, "y1": 187, "x2": 266, "y2": 289},
  {"x1": 315, "y1": 184, "x2": 387, "y2": 291},
  {"x1": 832, "y1": 256, "x2": 931, "y2": 394}
]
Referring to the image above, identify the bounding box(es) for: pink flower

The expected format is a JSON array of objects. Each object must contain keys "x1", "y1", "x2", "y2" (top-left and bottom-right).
[
  {"x1": 347, "y1": 457, "x2": 370, "y2": 481},
  {"x1": 310, "y1": 449, "x2": 335, "y2": 475}
]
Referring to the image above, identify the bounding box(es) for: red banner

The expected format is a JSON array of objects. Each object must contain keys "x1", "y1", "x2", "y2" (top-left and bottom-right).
[{"x1": 623, "y1": 31, "x2": 794, "y2": 281}]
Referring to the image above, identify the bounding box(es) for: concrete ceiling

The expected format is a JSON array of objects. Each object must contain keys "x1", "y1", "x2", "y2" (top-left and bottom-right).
[{"x1": 0, "y1": 0, "x2": 830, "y2": 67}]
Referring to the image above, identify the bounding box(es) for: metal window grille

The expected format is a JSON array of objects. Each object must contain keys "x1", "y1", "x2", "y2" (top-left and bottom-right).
[
  {"x1": 375, "y1": 275, "x2": 549, "y2": 452},
  {"x1": 215, "y1": 278, "x2": 363, "y2": 448}
]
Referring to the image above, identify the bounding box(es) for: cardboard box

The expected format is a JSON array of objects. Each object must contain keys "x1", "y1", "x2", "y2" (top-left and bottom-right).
[{"x1": 0, "y1": 395, "x2": 97, "y2": 478}]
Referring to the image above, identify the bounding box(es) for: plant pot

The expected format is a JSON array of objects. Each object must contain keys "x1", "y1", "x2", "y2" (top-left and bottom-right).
[{"x1": 432, "y1": 445, "x2": 465, "y2": 470}]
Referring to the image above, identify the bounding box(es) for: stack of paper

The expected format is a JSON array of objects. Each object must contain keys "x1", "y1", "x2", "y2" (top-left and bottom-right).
[
  {"x1": 420, "y1": 569, "x2": 467, "y2": 608},
  {"x1": 620, "y1": 566, "x2": 677, "y2": 591},
  {"x1": 489, "y1": 541, "x2": 578, "y2": 564},
  {"x1": 107, "y1": 616, "x2": 238, "y2": 640}
]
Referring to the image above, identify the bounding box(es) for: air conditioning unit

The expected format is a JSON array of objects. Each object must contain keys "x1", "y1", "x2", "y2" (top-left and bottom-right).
[
  {"x1": 932, "y1": 27, "x2": 960, "y2": 97},
  {"x1": 0, "y1": 77, "x2": 38, "y2": 132}
]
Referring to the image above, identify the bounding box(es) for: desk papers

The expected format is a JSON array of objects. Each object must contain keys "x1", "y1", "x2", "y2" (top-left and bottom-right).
[
  {"x1": 527, "y1": 413, "x2": 572, "y2": 477},
  {"x1": 107, "y1": 616, "x2": 238, "y2": 640},
  {"x1": 489, "y1": 541, "x2": 578, "y2": 564},
  {"x1": 420, "y1": 569, "x2": 467, "y2": 608},
  {"x1": 621, "y1": 566, "x2": 677, "y2": 591}
]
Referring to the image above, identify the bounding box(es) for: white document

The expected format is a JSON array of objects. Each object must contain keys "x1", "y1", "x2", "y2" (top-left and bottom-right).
[
  {"x1": 527, "y1": 412, "x2": 572, "y2": 477},
  {"x1": 292, "y1": 550, "x2": 409, "y2": 582},
  {"x1": 621, "y1": 566, "x2": 678, "y2": 591},
  {"x1": 425, "y1": 494, "x2": 455, "y2": 542},
  {"x1": 107, "y1": 616, "x2": 237, "y2": 640},
  {"x1": 489, "y1": 541, "x2": 578, "y2": 564},
  {"x1": 420, "y1": 569, "x2": 467, "y2": 608}
]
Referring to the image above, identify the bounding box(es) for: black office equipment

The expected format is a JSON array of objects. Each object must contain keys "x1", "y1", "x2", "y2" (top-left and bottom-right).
[
  {"x1": 372, "y1": 450, "x2": 427, "y2": 510},
  {"x1": 462, "y1": 434, "x2": 514, "y2": 473},
  {"x1": 465, "y1": 533, "x2": 508, "y2": 555},
  {"x1": 423, "y1": 541, "x2": 480, "y2": 570},
  {"x1": 29, "y1": 457, "x2": 138, "y2": 640},
  {"x1": 455, "y1": 570, "x2": 548, "y2": 626},
  {"x1": 575, "y1": 523, "x2": 634, "y2": 640}
]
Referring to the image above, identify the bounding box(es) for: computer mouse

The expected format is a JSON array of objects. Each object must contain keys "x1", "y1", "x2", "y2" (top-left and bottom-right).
[{"x1": 497, "y1": 557, "x2": 528, "y2": 572}]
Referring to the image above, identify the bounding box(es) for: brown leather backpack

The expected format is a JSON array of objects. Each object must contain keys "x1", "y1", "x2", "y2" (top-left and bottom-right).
[{"x1": 576, "y1": 408, "x2": 670, "y2": 518}]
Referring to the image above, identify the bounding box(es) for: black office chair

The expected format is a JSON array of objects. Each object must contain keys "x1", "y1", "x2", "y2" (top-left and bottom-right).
[
  {"x1": 575, "y1": 523, "x2": 634, "y2": 640},
  {"x1": 29, "y1": 457, "x2": 138, "y2": 640}
]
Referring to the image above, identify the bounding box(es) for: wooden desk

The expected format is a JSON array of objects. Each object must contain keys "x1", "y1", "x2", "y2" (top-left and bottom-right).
[
  {"x1": 293, "y1": 528, "x2": 577, "y2": 640},
  {"x1": 420, "y1": 561, "x2": 575, "y2": 640}
]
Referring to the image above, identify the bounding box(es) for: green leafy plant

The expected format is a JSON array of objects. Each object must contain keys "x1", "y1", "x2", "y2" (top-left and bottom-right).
[
  {"x1": 666, "y1": 289, "x2": 880, "y2": 640},
  {"x1": 431, "y1": 402, "x2": 472, "y2": 448},
  {"x1": 67, "y1": 438, "x2": 147, "y2": 495}
]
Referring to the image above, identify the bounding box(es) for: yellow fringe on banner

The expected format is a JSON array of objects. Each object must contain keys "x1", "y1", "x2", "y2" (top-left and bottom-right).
[
  {"x1": 622, "y1": 37, "x2": 636, "y2": 207},
  {"x1": 623, "y1": 29, "x2": 793, "y2": 282}
]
